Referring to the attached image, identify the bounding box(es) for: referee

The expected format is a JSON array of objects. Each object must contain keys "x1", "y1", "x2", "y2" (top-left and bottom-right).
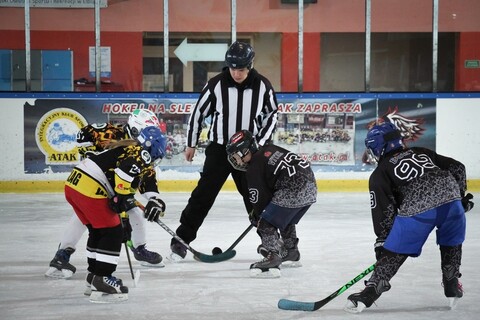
[{"x1": 170, "y1": 41, "x2": 279, "y2": 259}]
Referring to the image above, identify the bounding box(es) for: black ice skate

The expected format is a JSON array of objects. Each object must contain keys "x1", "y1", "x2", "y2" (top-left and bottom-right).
[
  {"x1": 257, "y1": 244, "x2": 268, "y2": 257},
  {"x1": 443, "y1": 276, "x2": 463, "y2": 309},
  {"x1": 45, "y1": 247, "x2": 76, "y2": 279},
  {"x1": 250, "y1": 251, "x2": 282, "y2": 278},
  {"x1": 258, "y1": 243, "x2": 301, "y2": 268},
  {"x1": 280, "y1": 246, "x2": 301, "y2": 268},
  {"x1": 89, "y1": 275, "x2": 128, "y2": 303},
  {"x1": 169, "y1": 239, "x2": 187, "y2": 262},
  {"x1": 344, "y1": 285, "x2": 381, "y2": 313},
  {"x1": 84, "y1": 272, "x2": 94, "y2": 296},
  {"x1": 130, "y1": 244, "x2": 165, "y2": 267}
]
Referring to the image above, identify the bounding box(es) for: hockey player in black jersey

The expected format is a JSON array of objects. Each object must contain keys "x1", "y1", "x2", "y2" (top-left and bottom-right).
[
  {"x1": 64, "y1": 126, "x2": 167, "y2": 302},
  {"x1": 345, "y1": 122, "x2": 474, "y2": 313},
  {"x1": 226, "y1": 130, "x2": 317, "y2": 278},
  {"x1": 46, "y1": 109, "x2": 164, "y2": 279}
]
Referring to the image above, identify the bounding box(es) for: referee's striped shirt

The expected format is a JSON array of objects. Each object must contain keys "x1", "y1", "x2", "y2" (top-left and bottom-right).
[{"x1": 186, "y1": 68, "x2": 278, "y2": 147}]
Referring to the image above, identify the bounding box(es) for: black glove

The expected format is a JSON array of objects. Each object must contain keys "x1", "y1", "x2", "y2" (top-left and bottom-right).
[
  {"x1": 144, "y1": 197, "x2": 166, "y2": 222},
  {"x1": 461, "y1": 193, "x2": 474, "y2": 212},
  {"x1": 108, "y1": 194, "x2": 137, "y2": 214},
  {"x1": 120, "y1": 216, "x2": 132, "y2": 243},
  {"x1": 374, "y1": 240, "x2": 385, "y2": 260},
  {"x1": 248, "y1": 209, "x2": 261, "y2": 227}
]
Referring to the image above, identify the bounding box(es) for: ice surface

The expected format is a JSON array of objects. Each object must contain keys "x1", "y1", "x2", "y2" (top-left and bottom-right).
[{"x1": 0, "y1": 192, "x2": 479, "y2": 320}]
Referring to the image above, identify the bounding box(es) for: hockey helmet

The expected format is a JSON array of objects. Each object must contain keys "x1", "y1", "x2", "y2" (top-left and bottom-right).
[
  {"x1": 225, "y1": 41, "x2": 255, "y2": 70},
  {"x1": 365, "y1": 122, "x2": 404, "y2": 162},
  {"x1": 127, "y1": 109, "x2": 160, "y2": 138},
  {"x1": 226, "y1": 130, "x2": 259, "y2": 171},
  {"x1": 137, "y1": 126, "x2": 167, "y2": 166}
]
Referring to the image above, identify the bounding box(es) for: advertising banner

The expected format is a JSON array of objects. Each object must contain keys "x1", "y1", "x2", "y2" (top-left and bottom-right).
[{"x1": 23, "y1": 94, "x2": 436, "y2": 174}]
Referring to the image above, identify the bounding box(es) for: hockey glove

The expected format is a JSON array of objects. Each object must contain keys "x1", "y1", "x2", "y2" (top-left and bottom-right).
[
  {"x1": 108, "y1": 194, "x2": 137, "y2": 214},
  {"x1": 461, "y1": 193, "x2": 474, "y2": 212},
  {"x1": 248, "y1": 209, "x2": 260, "y2": 227},
  {"x1": 374, "y1": 240, "x2": 385, "y2": 261},
  {"x1": 144, "y1": 197, "x2": 166, "y2": 222}
]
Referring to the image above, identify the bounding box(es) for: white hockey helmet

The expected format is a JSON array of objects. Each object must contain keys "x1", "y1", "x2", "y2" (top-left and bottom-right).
[{"x1": 126, "y1": 109, "x2": 160, "y2": 138}]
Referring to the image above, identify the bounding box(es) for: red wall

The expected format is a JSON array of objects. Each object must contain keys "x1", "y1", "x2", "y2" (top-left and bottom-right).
[
  {"x1": 3, "y1": 1, "x2": 480, "y2": 33},
  {"x1": 0, "y1": 30, "x2": 143, "y2": 91},
  {"x1": 455, "y1": 32, "x2": 480, "y2": 91},
  {"x1": 281, "y1": 33, "x2": 321, "y2": 92}
]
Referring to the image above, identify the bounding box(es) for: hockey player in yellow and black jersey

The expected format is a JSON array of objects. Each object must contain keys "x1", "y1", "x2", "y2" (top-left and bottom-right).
[
  {"x1": 46, "y1": 109, "x2": 164, "y2": 279},
  {"x1": 65, "y1": 126, "x2": 167, "y2": 303}
]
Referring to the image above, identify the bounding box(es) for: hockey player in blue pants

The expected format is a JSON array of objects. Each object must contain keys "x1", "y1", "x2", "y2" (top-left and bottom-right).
[
  {"x1": 345, "y1": 122, "x2": 474, "y2": 313},
  {"x1": 226, "y1": 130, "x2": 317, "y2": 278}
]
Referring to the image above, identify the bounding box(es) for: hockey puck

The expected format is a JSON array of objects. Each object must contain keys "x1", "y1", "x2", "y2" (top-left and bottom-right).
[{"x1": 212, "y1": 247, "x2": 223, "y2": 255}]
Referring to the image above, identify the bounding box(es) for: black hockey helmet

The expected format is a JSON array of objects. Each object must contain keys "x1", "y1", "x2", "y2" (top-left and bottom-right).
[
  {"x1": 226, "y1": 130, "x2": 259, "y2": 171},
  {"x1": 225, "y1": 41, "x2": 255, "y2": 70}
]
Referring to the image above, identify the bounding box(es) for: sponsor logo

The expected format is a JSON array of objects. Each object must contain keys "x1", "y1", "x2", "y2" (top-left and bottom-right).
[{"x1": 35, "y1": 108, "x2": 88, "y2": 165}]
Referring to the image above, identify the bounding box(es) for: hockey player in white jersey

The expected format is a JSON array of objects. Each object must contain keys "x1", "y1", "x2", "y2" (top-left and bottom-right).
[{"x1": 46, "y1": 109, "x2": 164, "y2": 279}]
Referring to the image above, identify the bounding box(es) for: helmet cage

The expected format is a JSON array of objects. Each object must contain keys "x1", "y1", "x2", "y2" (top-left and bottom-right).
[
  {"x1": 227, "y1": 151, "x2": 249, "y2": 172},
  {"x1": 226, "y1": 130, "x2": 258, "y2": 171}
]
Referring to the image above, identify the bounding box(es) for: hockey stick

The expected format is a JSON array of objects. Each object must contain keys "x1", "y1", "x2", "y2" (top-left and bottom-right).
[
  {"x1": 227, "y1": 224, "x2": 254, "y2": 251},
  {"x1": 278, "y1": 263, "x2": 375, "y2": 311},
  {"x1": 212, "y1": 224, "x2": 254, "y2": 254},
  {"x1": 154, "y1": 218, "x2": 236, "y2": 263},
  {"x1": 120, "y1": 213, "x2": 139, "y2": 287},
  {"x1": 123, "y1": 241, "x2": 140, "y2": 287}
]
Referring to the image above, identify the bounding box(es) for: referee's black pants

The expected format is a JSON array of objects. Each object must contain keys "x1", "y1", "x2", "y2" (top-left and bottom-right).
[{"x1": 175, "y1": 142, "x2": 252, "y2": 244}]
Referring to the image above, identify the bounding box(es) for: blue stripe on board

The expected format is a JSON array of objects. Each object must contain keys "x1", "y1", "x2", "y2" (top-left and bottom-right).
[{"x1": 1, "y1": 92, "x2": 480, "y2": 100}]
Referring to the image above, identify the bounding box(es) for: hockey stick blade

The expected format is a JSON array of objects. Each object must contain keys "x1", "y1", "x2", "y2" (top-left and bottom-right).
[
  {"x1": 134, "y1": 269, "x2": 141, "y2": 287},
  {"x1": 193, "y1": 250, "x2": 236, "y2": 263},
  {"x1": 278, "y1": 263, "x2": 375, "y2": 311},
  {"x1": 155, "y1": 219, "x2": 236, "y2": 263}
]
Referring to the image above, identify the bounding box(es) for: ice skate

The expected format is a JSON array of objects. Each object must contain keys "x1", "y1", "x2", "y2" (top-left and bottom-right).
[
  {"x1": 279, "y1": 226, "x2": 302, "y2": 268},
  {"x1": 45, "y1": 247, "x2": 76, "y2": 279},
  {"x1": 257, "y1": 244, "x2": 268, "y2": 257},
  {"x1": 130, "y1": 244, "x2": 165, "y2": 267},
  {"x1": 84, "y1": 272, "x2": 94, "y2": 296},
  {"x1": 89, "y1": 275, "x2": 128, "y2": 303},
  {"x1": 250, "y1": 251, "x2": 282, "y2": 278},
  {"x1": 443, "y1": 277, "x2": 463, "y2": 310},
  {"x1": 169, "y1": 240, "x2": 187, "y2": 262},
  {"x1": 280, "y1": 246, "x2": 302, "y2": 268},
  {"x1": 259, "y1": 243, "x2": 302, "y2": 268},
  {"x1": 344, "y1": 285, "x2": 381, "y2": 313}
]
